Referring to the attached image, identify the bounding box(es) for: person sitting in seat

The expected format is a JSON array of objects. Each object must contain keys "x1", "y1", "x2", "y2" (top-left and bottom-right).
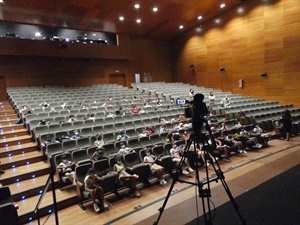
[
  {"x1": 71, "y1": 130, "x2": 82, "y2": 140},
  {"x1": 170, "y1": 144, "x2": 193, "y2": 175},
  {"x1": 113, "y1": 156, "x2": 140, "y2": 197},
  {"x1": 68, "y1": 114, "x2": 77, "y2": 122},
  {"x1": 223, "y1": 134, "x2": 247, "y2": 154},
  {"x1": 220, "y1": 95, "x2": 231, "y2": 108},
  {"x1": 57, "y1": 155, "x2": 76, "y2": 185},
  {"x1": 143, "y1": 148, "x2": 167, "y2": 185},
  {"x1": 138, "y1": 128, "x2": 148, "y2": 138},
  {"x1": 239, "y1": 128, "x2": 262, "y2": 149},
  {"x1": 84, "y1": 168, "x2": 108, "y2": 213},
  {"x1": 94, "y1": 134, "x2": 104, "y2": 148},
  {"x1": 117, "y1": 142, "x2": 134, "y2": 155},
  {"x1": 91, "y1": 147, "x2": 107, "y2": 161},
  {"x1": 116, "y1": 130, "x2": 130, "y2": 142}
]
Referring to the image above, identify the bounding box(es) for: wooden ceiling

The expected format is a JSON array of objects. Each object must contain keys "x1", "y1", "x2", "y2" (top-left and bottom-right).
[{"x1": 0, "y1": 0, "x2": 243, "y2": 40}]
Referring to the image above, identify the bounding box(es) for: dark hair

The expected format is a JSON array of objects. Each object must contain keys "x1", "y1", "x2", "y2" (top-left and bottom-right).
[{"x1": 87, "y1": 168, "x2": 96, "y2": 175}]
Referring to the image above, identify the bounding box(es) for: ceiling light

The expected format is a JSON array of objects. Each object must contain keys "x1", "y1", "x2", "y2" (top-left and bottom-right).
[
  {"x1": 215, "y1": 18, "x2": 221, "y2": 24},
  {"x1": 179, "y1": 25, "x2": 184, "y2": 29},
  {"x1": 134, "y1": 4, "x2": 140, "y2": 9},
  {"x1": 237, "y1": 7, "x2": 245, "y2": 14},
  {"x1": 220, "y1": 3, "x2": 226, "y2": 8},
  {"x1": 0, "y1": 0, "x2": 3, "y2": 3},
  {"x1": 198, "y1": 16, "x2": 203, "y2": 20},
  {"x1": 119, "y1": 16, "x2": 124, "y2": 21},
  {"x1": 136, "y1": 19, "x2": 141, "y2": 23},
  {"x1": 34, "y1": 32, "x2": 41, "y2": 37},
  {"x1": 153, "y1": 7, "x2": 158, "y2": 12}
]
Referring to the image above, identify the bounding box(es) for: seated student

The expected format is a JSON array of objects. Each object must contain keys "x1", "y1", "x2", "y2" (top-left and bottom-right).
[
  {"x1": 41, "y1": 135, "x2": 59, "y2": 153},
  {"x1": 113, "y1": 156, "x2": 140, "y2": 197},
  {"x1": 213, "y1": 139, "x2": 231, "y2": 162},
  {"x1": 94, "y1": 134, "x2": 104, "y2": 148},
  {"x1": 116, "y1": 130, "x2": 130, "y2": 142},
  {"x1": 177, "y1": 114, "x2": 186, "y2": 122},
  {"x1": 182, "y1": 131, "x2": 190, "y2": 141},
  {"x1": 87, "y1": 113, "x2": 96, "y2": 121},
  {"x1": 92, "y1": 147, "x2": 107, "y2": 161},
  {"x1": 220, "y1": 95, "x2": 231, "y2": 108},
  {"x1": 158, "y1": 116, "x2": 169, "y2": 124},
  {"x1": 131, "y1": 104, "x2": 139, "y2": 114},
  {"x1": 71, "y1": 130, "x2": 82, "y2": 140},
  {"x1": 146, "y1": 126, "x2": 156, "y2": 135},
  {"x1": 252, "y1": 124, "x2": 270, "y2": 145},
  {"x1": 170, "y1": 144, "x2": 193, "y2": 175},
  {"x1": 57, "y1": 155, "x2": 76, "y2": 185},
  {"x1": 159, "y1": 124, "x2": 168, "y2": 134},
  {"x1": 143, "y1": 148, "x2": 167, "y2": 185},
  {"x1": 37, "y1": 119, "x2": 49, "y2": 126},
  {"x1": 138, "y1": 128, "x2": 148, "y2": 138},
  {"x1": 84, "y1": 168, "x2": 108, "y2": 213},
  {"x1": 68, "y1": 114, "x2": 77, "y2": 122},
  {"x1": 223, "y1": 134, "x2": 247, "y2": 154},
  {"x1": 165, "y1": 133, "x2": 175, "y2": 145},
  {"x1": 208, "y1": 91, "x2": 216, "y2": 105},
  {"x1": 239, "y1": 128, "x2": 262, "y2": 149},
  {"x1": 189, "y1": 142, "x2": 216, "y2": 167},
  {"x1": 117, "y1": 142, "x2": 134, "y2": 155},
  {"x1": 218, "y1": 122, "x2": 228, "y2": 131}
]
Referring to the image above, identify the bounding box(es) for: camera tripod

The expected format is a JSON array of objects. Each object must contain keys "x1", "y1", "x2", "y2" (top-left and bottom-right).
[{"x1": 153, "y1": 120, "x2": 246, "y2": 225}]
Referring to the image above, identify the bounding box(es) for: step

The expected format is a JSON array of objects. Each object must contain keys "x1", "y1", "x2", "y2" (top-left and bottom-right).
[
  {"x1": 0, "y1": 123, "x2": 25, "y2": 132},
  {"x1": 0, "y1": 161, "x2": 50, "y2": 186},
  {"x1": 0, "y1": 112, "x2": 17, "y2": 119},
  {"x1": 8, "y1": 174, "x2": 62, "y2": 202},
  {"x1": 0, "y1": 135, "x2": 33, "y2": 148},
  {"x1": 1, "y1": 151, "x2": 44, "y2": 170},
  {"x1": 0, "y1": 142, "x2": 38, "y2": 158},
  {"x1": 0, "y1": 118, "x2": 19, "y2": 126},
  {"x1": 17, "y1": 187, "x2": 78, "y2": 225},
  {"x1": 0, "y1": 128, "x2": 29, "y2": 138}
]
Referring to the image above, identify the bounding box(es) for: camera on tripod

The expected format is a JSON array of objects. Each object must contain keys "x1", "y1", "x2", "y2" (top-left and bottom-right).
[{"x1": 175, "y1": 97, "x2": 193, "y2": 118}]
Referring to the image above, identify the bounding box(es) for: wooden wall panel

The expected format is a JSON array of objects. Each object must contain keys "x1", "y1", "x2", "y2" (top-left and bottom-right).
[
  {"x1": 172, "y1": 0, "x2": 300, "y2": 108},
  {"x1": 0, "y1": 35, "x2": 172, "y2": 88}
]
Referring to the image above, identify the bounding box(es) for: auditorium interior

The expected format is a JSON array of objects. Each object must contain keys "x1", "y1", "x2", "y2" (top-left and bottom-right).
[{"x1": 0, "y1": 0, "x2": 299, "y2": 225}]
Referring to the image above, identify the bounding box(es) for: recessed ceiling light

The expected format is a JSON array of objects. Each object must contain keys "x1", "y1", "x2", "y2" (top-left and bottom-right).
[
  {"x1": 119, "y1": 16, "x2": 124, "y2": 21},
  {"x1": 179, "y1": 25, "x2": 184, "y2": 29},
  {"x1": 134, "y1": 4, "x2": 140, "y2": 9},
  {"x1": 237, "y1": 7, "x2": 245, "y2": 14},
  {"x1": 153, "y1": 7, "x2": 158, "y2": 12},
  {"x1": 0, "y1": 0, "x2": 3, "y2": 3},
  {"x1": 198, "y1": 16, "x2": 203, "y2": 20},
  {"x1": 220, "y1": 3, "x2": 226, "y2": 8},
  {"x1": 136, "y1": 19, "x2": 141, "y2": 23},
  {"x1": 215, "y1": 18, "x2": 221, "y2": 24}
]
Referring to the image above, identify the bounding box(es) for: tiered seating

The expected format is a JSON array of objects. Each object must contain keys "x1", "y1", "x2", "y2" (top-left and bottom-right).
[{"x1": 4, "y1": 82, "x2": 299, "y2": 221}]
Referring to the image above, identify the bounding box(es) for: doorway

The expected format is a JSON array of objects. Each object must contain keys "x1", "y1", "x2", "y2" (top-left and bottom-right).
[
  {"x1": 109, "y1": 73, "x2": 126, "y2": 86},
  {"x1": 0, "y1": 75, "x2": 7, "y2": 101}
]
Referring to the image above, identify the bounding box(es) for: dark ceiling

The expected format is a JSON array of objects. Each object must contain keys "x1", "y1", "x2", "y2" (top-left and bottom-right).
[{"x1": 0, "y1": 0, "x2": 243, "y2": 40}]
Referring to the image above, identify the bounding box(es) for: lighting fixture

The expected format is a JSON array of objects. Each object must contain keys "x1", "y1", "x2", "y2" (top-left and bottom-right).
[
  {"x1": 153, "y1": 7, "x2": 158, "y2": 12},
  {"x1": 134, "y1": 4, "x2": 140, "y2": 9},
  {"x1": 119, "y1": 16, "x2": 124, "y2": 21},
  {"x1": 220, "y1": 3, "x2": 226, "y2": 8},
  {"x1": 179, "y1": 25, "x2": 184, "y2": 29},
  {"x1": 136, "y1": 19, "x2": 141, "y2": 23},
  {"x1": 198, "y1": 16, "x2": 203, "y2": 20}
]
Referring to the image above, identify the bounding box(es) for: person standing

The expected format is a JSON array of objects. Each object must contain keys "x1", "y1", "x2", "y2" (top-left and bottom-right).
[{"x1": 282, "y1": 110, "x2": 293, "y2": 141}]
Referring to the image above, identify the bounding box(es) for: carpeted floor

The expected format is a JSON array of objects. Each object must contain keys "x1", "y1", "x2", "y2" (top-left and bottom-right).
[{"x1": 186, "y1": 164, "x2": 300, "y2": 225}]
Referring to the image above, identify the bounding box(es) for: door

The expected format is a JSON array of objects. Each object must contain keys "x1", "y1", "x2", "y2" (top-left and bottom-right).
[
  {"x1": 0, "y1": 75, "x2": 7, "y2": 101},
  {"x1": 109, "y1": 73, "x2": 126, "y2": 86}
]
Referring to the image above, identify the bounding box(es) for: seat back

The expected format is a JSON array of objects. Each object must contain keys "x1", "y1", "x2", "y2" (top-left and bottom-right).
[
  {"x1": 0, "y1": 186, "x2": 13, "y2": 205},
  {"x1": 0, "y1": 203, "x2": 18, "y2": 225}
]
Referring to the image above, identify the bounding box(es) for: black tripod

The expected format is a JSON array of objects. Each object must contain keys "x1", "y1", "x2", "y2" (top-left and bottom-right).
[{"x1": 153, "y1": 119, "x2": 246, "y2": 225}]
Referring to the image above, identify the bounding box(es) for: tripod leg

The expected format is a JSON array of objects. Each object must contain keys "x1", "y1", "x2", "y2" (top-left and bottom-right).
[{"x1": 154, "y1": 135, "x2": 194, "y2": 225}]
